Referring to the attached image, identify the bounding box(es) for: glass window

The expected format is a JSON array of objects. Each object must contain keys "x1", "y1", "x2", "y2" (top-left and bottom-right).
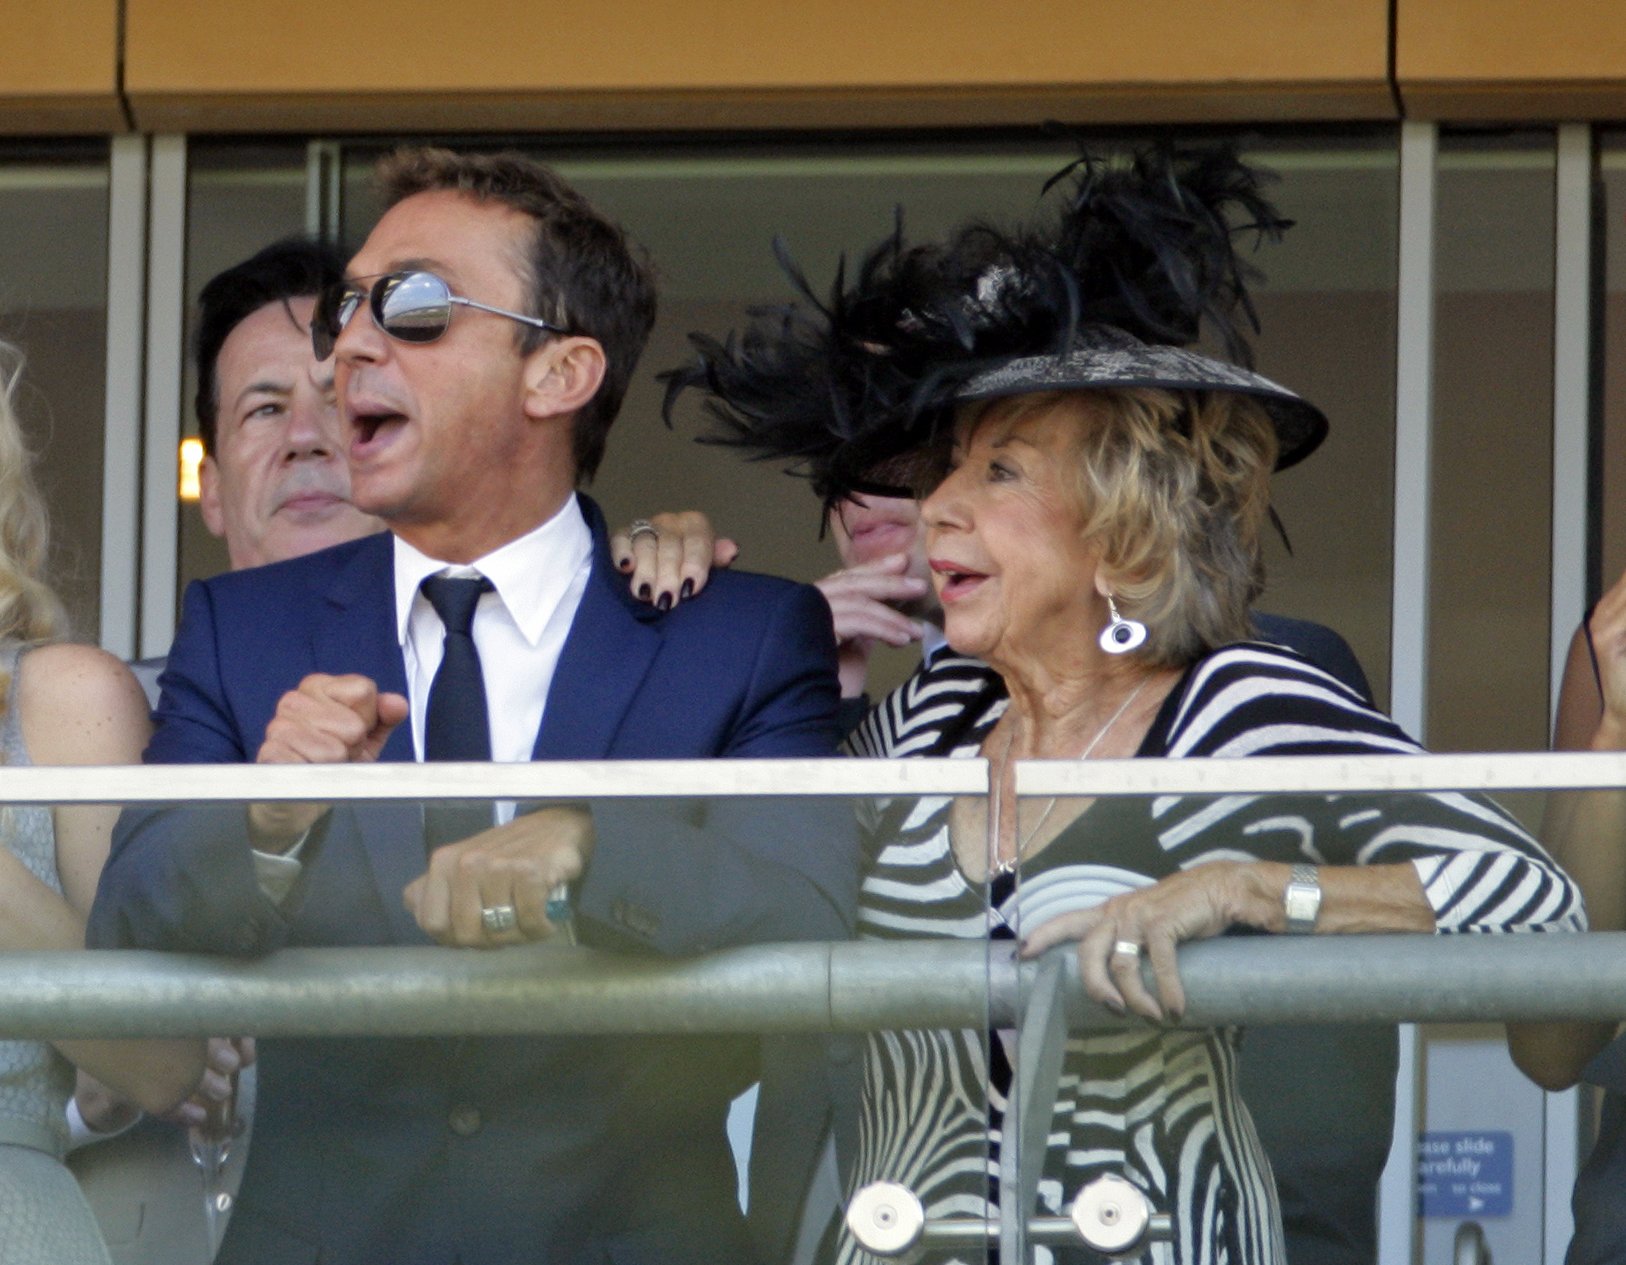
[
  {"x1": 1429, "y1": 130, "x2": 1557, "y2": 755},
  {"x1": 1246, "y1": 133, "x2": 1400, "y2": 710},
  {"x1": 0, "y1": 141, "x2": 110, "y2": 639}
]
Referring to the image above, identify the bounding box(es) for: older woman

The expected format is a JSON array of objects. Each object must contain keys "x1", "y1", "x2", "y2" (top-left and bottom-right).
[
  {"x1": 666, "y1": 143, "x2": 1583, "y2": 1263},
  {"x1": 839, "y1": 336, "x2": 1586, "y2": 1262}
]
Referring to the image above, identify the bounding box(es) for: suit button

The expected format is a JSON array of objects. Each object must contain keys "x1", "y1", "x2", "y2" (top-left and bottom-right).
[
  {"x1": 612, "y1": 900, "x2": 660, "y2": 937},
  {"x1": 448, "y1": 1104, "x2": 482, "y2": 1137}
]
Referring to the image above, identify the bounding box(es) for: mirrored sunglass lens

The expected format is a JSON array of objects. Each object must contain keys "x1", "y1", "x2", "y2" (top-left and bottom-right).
[
  {"x1": 312, "y1": 288, "x2": 361, "y2": 358},
  {"x1": 376, "y1": 272, "x2": 453, "y2": 342}
]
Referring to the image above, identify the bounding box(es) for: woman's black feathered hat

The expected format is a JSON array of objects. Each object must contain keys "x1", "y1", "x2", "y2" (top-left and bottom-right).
[{"x1": 660, "y1": 142, "x2": 1329, "y2": 513}]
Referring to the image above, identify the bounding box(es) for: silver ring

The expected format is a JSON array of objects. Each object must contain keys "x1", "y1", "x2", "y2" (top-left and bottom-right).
[
  {"x1": 626, "y1": 519, "x2": 658, "y2": 545},
  {"x1": 481, "y1": 904, "x2": 519, "y2": 934},
  {"x1": 1111, "y1": 940, "x2": 1142, "y2": 959}
]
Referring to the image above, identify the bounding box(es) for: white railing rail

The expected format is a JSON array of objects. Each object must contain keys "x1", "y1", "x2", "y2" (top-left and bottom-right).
[{"x1": 17, "y1": 748, "x2": 1626, "y2": 803}]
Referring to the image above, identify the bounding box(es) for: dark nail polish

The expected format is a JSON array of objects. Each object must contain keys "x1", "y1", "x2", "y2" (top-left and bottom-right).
[
  {"x1": 657, "y1": 592, "x2": 672, "y2": 612},
  {"x1": 637, "y1": 583, "x2": 651, "y2": 600},
  {"x1": 617, "y1": 557, "x2": 632, "y2": 571},
  {"x1": 680, "y1": 579, "x2": 694, "y2": 600}
]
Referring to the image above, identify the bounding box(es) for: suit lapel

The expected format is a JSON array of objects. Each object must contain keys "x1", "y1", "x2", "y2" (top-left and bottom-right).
[
  {"x1": 532, "y1": 499, "x2": 663, "y2": 760},
  {"x1": 316, "y1": 533, "x2": 425, "y2": 943},
  {"x1": 315, "y1": 532, "x2": 413, "y2": 760}
]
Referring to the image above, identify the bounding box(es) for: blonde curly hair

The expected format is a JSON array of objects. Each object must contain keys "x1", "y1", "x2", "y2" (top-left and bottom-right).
[
  {"x1": 0, "y1": 344, "x2": 66, "y2": 648},
  {"x1": 961, "y1": 386, "x2": 1277, "y2": 668}
]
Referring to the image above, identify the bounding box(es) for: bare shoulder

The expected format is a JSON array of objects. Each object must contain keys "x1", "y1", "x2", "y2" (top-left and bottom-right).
[
  {"x1": 13, "y1": 642, "x2": 150, "y2": 767},
  {"x1": 1554, "y1": 622, "x2": 1603, "y2": 752}
]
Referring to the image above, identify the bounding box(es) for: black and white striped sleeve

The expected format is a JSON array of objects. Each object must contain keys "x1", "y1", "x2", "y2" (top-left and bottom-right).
[
  {"x1": 1159, "y1": 645, "x2": 1586, "y2": 935},
  {"x1": 844, "y1": 653, "x2": 1003, "y2": 759}
]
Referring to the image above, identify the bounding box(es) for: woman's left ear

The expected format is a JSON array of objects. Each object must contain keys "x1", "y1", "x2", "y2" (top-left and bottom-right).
[{"x1": 523, "y1": 337, "x2": 607, "y2": 421}]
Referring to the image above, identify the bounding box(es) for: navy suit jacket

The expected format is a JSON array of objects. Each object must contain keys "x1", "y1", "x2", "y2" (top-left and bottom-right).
[{"x1": 89, "y1": 498, "x2": 854, "y2": 1265}]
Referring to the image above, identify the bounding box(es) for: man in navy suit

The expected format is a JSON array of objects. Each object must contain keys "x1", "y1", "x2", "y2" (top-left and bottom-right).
[{"x1": 89, "y1": 148, "x2": 851, "y2": 1265}]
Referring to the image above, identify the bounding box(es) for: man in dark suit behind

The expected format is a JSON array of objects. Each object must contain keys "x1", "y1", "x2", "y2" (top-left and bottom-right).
[{"x1": 88, "y1": 148, "x2": 852, "y2": 1265}]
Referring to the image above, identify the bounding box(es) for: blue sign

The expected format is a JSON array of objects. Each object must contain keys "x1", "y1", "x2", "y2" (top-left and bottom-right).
[{"x1": 1417, "y1": 1131, "x2": 1513, "y2": 1218}]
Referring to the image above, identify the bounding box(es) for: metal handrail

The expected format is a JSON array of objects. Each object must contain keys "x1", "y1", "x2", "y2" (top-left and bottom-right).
[
  {"x1": 10, "y1": 933, "x2": 1626, "y2": 1040},
  {"x1": 11, "y1": 748, "x2": 1626, "y2": 803}
]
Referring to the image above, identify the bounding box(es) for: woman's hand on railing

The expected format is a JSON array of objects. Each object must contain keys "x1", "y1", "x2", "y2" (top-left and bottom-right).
[
  {"x1": 1019, "y1": 862, "x2": 1247, "y2": 1022},
  {"x1": 1020, "y1": 860, "x2": 1436, "y2": 1023}
]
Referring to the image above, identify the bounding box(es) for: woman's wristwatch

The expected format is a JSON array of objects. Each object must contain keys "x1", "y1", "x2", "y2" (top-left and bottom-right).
[{"x1": 1283, "y1": 863, "x2": 1322, "y2": 934}]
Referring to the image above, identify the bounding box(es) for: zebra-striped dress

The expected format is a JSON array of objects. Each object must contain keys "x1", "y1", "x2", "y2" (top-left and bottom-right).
[{"x1": 838, "y1": 642, "x2": 1584, "y2": 1265}]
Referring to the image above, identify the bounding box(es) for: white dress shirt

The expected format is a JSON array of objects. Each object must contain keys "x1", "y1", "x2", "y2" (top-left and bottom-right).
[
  {"x1": 920, "y1": 624, "x2": 950, "y2": 668},
  {"x1": 394, "y1": 494, "x2": 593, "y2": 765}
]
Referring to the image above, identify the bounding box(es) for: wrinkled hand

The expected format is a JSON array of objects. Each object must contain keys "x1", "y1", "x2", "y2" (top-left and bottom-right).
[
  {"x1": 403, "y1": 806, "x2": 595, "y2": 947},
  {"x1": 250, "y1": 674, "x2": 408, "y2": 849},
  {"x1": 1020, "y1": 861, "x2": 1249, "y2": 1023},
  {"x1": 814, "y1": 554, "x2": 930, "y2": 698},
  {"x1": 165, "y1": 1037, "x2": 255, "y2": 1134},
  {"x1": 612, "y1": 511, "x2": 738, "y2": 611}
]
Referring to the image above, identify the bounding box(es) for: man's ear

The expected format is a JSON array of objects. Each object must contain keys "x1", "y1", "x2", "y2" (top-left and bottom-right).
[
  {"x1": 198, "y1": 455, "x2": 226, "y2": 538},
  {"x1": 523, "y1": 336, "x2": 607, "y2": 422}
]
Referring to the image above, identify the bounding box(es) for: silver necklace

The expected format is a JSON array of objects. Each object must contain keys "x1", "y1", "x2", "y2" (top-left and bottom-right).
[{"x1": 989, "y1": 676, "x2": 1152, "y2": 878}]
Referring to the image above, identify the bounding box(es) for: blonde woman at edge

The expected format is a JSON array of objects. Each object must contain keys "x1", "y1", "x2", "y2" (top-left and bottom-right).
[{"x1": 0, "y1": 344, "x2": 205, "y2": 1264}]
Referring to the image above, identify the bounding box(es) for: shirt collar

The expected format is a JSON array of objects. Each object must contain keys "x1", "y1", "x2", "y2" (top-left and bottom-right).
[
  {"x1": 921, "y1": 623, "x2": 950, "y2": 666},
  {"x1": 392, "y1": 494, "x2": 593, "y2": 647}
]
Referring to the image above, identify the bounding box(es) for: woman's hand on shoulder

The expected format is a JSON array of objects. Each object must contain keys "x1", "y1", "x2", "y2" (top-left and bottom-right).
[{"x1": 611, "y1": 510, "x2": 738, "y2": 610}]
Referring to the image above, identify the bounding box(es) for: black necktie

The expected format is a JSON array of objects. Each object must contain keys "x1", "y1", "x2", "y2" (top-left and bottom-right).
[{"x1": 421, "y1": 573, "x2": 494, "y2": 850}]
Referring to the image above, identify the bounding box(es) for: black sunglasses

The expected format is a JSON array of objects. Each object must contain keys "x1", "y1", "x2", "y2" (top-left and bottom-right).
[{"x1": 311, "y1": 270, "x2": 570, "y2": 360}]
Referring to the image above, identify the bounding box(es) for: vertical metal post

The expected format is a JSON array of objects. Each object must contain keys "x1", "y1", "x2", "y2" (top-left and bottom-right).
[
  {"x1": 1551, "y1": 126, "x2": 1595, "y2": 706},
  {"x1": 1378, "y1": 119, "x2": 1439, "y2": 1265},
  {"x1": 100, "y1": 136, "x2": 148, "y2": 659},
  {"x1": 138, "y1": 135, "x2": 187, "y2": 659},
  {"x1": 1544, "y1": 120, "x2": 1596, "y2": 1265},
  {"x1": 305, "y1": 140, "x2": 343, "y2": 242},
  {"x1": 1391, "y1": 121, "x2": 1438, "y2": 742}
]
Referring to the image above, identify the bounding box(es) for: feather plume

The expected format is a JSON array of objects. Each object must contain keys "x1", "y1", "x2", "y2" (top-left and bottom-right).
[{"x1": 659, "y1": 139, "x2": 1293, "y2": 507}]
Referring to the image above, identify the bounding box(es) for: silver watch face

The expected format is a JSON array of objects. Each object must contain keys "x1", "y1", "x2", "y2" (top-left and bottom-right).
[{"x1": 1284, "y1": 868, "x2": 1322, "y2": 932}]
